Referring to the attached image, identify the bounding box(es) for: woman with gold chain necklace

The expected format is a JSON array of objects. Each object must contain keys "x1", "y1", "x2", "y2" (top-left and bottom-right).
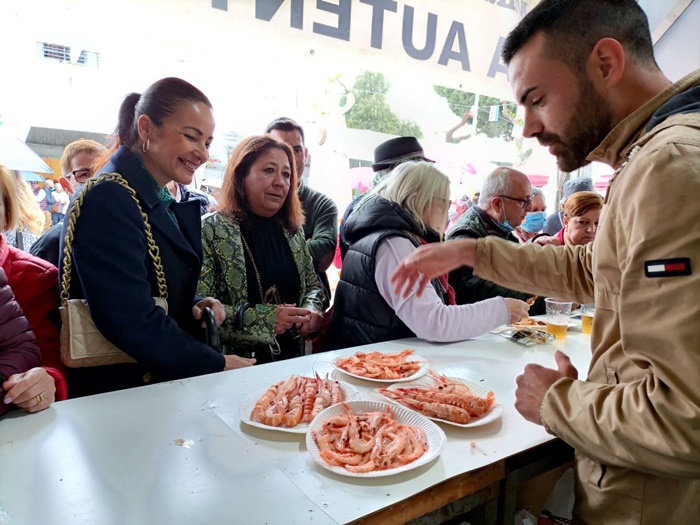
[{"x1": 198, "y1": 136, "x2": 325, "y2": 363}]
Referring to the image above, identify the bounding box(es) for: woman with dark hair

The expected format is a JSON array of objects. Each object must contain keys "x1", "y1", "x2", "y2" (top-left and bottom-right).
[
  {"x1": 198, "y1": 135, "x2": 326, "y2": 363},
  {"x1": 61, "y1": 77, "x2": 254, "y2": 397}
]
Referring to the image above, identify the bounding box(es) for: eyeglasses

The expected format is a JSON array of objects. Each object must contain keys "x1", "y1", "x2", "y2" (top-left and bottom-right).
[
  {"x1": 71, "y1": 168, "x2": 91, "y2": 183},
  {"x1": 498, "y1": 194, "x2": 533, "y2": 210}
]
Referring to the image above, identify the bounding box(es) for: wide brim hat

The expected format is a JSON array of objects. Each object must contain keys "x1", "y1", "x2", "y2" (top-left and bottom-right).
[{"x1": 371, "y1": 136, "x2": 433, "y2": 172}]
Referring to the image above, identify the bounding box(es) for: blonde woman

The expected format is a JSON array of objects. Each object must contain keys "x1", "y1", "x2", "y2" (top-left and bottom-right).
[
  {"x1": 326, "y1": 161, "x2": 529, "y2": 350},
  {"x1": 3, "y1": 173, "x2": 45, "y2": 252}
]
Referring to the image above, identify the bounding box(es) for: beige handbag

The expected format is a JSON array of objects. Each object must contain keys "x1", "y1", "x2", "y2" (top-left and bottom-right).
[{"x1": 59, "y1": 173, "x2": 169, "y2": 368}]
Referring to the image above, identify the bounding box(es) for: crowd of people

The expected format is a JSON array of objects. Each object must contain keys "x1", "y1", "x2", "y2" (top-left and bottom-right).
[{"x1": 1, "y1": 0, "x2": 698, "y2": 523}]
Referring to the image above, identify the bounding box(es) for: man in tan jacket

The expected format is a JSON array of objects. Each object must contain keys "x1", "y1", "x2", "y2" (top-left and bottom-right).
[{"x1": 391, "y1": 1, "x2": 700, "y2": 523}]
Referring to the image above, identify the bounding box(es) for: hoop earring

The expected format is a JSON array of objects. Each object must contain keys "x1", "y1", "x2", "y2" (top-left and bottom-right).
[{"x1": 142, "y1": 139, "x2": 150, "y2": 153}]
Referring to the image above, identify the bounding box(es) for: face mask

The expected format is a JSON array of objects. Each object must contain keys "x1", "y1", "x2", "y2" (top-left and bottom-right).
[
  {"x1": 500, "y1": 219, "x2": 515, "y2": 232},
  {"x1": 522, "y1": 211, "x2": 547, "y2": 233},
  {"x1": 496, "y1": 207, "x2": 515, "y2": 232}
]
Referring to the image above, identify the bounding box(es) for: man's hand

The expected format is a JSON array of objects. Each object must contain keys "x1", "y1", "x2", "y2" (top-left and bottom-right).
[
  {"x1": 515, "y1": 350, "x2": 578, "y2": 425},
  {"x1": 391, "y1": 239, "x2": 478, "y2": 298}
]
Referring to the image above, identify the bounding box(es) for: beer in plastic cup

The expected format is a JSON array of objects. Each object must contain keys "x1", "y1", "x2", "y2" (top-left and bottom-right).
[
  {"x1": 581, "y1": 304, "x2": 595, "y2": 334},
  {"x1": 545, "y1": 299, "x2": 573, "y2": 340}
]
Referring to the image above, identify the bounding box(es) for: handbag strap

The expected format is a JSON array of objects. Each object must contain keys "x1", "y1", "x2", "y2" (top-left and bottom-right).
[{"x1": 60, "y1": 172, "x2": 168, "y2": 306}]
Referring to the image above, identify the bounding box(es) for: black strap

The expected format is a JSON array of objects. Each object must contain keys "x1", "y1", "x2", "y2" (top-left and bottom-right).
[{"x1": 235, "y1": 302, "x2": 250, "y2": 331}]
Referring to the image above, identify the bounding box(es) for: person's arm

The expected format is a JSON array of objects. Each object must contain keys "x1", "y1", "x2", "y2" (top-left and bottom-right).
[
  {"x1": 376, "y1": 237, "x2": 510, "y2": 342},
  {"x1": 71, "y1": 182, "x2": 225, "y2": 378},
  {"x1": 448, "y1": 262, "x2": 539, "y2": 305},
  {"x1": 540, "y1": 140, "x2": 700, "y2": 478},
  {"x1": 27, "y1": 263, "x2": 62, "y2": 371},
  {"x1": 197, "y1": 217, "x2": 276, "y2": 346},
  {"x1": 0, "y1": 280, "x2": 42, "y2": 416},
  {"x1": 474, "y1": 237, "x2": 595, "y2": 304},
  {"x1": 305, "y1": 192, "x2": 338, "y2": 273}
]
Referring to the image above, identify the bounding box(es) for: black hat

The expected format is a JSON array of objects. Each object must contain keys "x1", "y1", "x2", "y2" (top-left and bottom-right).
[{"x1": 371, "y1": 136, "x2": 433, "y2": 172}]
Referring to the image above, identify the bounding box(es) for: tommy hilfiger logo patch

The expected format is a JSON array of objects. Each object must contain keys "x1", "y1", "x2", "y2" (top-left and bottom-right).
[{"x1": 644, "y1": 258, "x2": 691, "y2": 278}]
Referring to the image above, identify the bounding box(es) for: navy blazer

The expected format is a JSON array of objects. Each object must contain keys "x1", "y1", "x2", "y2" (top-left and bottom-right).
[{"x1": 60, "y1": 146, "x2": 224, "y2": 397}]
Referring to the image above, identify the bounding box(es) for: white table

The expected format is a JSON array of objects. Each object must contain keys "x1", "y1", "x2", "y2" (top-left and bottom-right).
[{"x1": 0, "y1": 327, "x2": 592, "y2": 525}]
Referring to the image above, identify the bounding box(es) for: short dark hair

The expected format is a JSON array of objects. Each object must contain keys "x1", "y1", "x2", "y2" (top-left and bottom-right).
[
  {"x1": 502, "y1": 0, "x2": 657, "y2": 72},
  {"x1": 264, "y1": 117, "x2": 306, "y2": 146},
  {"x1": 218, "y1": 135, "x2": 304, "y2": 234}
]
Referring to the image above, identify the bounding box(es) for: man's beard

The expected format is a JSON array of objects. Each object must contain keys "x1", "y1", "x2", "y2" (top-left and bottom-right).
[{"x1": 540, "y1": 76, "x2": 614, "y2": 172}]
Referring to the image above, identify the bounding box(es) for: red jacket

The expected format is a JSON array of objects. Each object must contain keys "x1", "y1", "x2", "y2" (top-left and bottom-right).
[{"x1": 0, "y1": 235, "x2": 67, "y2": 400}]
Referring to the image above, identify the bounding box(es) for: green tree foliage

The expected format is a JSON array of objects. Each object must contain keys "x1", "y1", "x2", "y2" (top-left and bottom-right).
[
  {"x1": 345, "y1": 71, "x2": 423, "y2": 138},
  {"x1": 434, "y1": 85, "x2": 515, "y2": 142}
]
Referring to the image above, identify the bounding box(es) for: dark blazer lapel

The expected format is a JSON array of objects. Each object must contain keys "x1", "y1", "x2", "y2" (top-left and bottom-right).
[
  {"x1": 171, "y1": 200, "x2": 203, "y2": 261},
  {"x1": 106, "y1": 147, "x2": 200, "y2": 262}
]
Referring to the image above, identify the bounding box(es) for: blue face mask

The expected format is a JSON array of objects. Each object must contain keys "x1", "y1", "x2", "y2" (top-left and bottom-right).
[
  {"x1": 522, "y1": 211, "x2": 547, "y2": 233},
  {"x1": 496, "y1": 208, "x2": 515, "y2": 232}
]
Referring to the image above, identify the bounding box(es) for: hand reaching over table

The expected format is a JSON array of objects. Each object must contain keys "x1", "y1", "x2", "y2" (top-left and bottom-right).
[{"x1": 391, "y1": 238, "x2": 478, "y2": 298}]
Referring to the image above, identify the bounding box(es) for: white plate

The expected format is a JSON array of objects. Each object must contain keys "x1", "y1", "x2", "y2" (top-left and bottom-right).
[
  {"x1": 306, "y1": 400, "x2": 446, "y2": 478},
  {"x1": 374, "y1": 375, "x2": 503, "y2": 428},
  {"x1": 239, "y1": 379, "x2": 361, "y2": 434},
  {"x1": 332, "y1": 350, "x2": 429, "y2": 383}
]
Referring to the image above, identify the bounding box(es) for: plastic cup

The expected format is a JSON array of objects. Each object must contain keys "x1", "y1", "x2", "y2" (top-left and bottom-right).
[
  {"x1": 545, "y1": 299, "x2": 573, "y2": 339},
  {"x1": 581, "y1": 304, "x2": 595, "y2": 335}
]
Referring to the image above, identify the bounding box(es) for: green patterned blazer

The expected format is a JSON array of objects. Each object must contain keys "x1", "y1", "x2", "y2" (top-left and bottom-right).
[{"x1": 197, "y1": 212, "x2": 326, "y2": 355}]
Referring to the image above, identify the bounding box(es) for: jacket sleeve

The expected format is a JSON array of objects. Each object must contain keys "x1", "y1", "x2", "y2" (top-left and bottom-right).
[
  {"x1": 376, "y1": 237, "x2": 510, "y2": 341},
  {"x1": 0, "y1": 277, "x2": 41, "y2": 415},
  {"x1": 473, "y1": 237, "x2": 596, "y2": 304},
  {"x1": 305, "y1": 193, "x2": 338, "y2": 273},
  {"x1": 446, "y1": 228, "x2": 550, "y2": 314},
  {"x1": 70, "y1": 183, "x2": 224, "y2": 378},
  {"x1": 541, "y1": 139, "x2": 700, "y2": 478},
  {"x1": 294, "y1": 232, "x2": 327, "y2": 313},
  {"x1": 30, "y1": 263, "x2": 62, "y2": 372},
  {"x1": 198, "y1": 217, "x2": 277, "y2": 346}
]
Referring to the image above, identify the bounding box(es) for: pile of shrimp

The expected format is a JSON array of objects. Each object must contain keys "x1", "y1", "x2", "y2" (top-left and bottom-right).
[
  {"x1": 378, "y1": 371, "x2": 495, "y2": 425},
  {"x1": 250, "y1": 374, "x2": 344, "y2": 428},
  {"x1": 335, "y1": 349, "x2": 422, "y2": 380},
  {"x1": 311, "y1": 403, "x2": 427, "y2": 473}
]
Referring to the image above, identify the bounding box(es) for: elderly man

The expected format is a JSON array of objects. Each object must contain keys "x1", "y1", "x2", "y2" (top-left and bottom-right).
[
  {"x1": 265, "y1": 117, "x2": 338, "y2": 306},
  {"x1": 446, "y1": 167, "x2": 545, "y2": 314},
  {"x1": 391, "y1": 1, "x2": 700, "y2": 523},
  {"x1": 339, "y1": 136, "x2": 432, "y2": 259}
]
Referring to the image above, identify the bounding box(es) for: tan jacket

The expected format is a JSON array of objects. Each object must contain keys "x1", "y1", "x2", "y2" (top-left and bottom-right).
[{"x1": 474, "y1": 70, "x2": 700, "y2": 524}]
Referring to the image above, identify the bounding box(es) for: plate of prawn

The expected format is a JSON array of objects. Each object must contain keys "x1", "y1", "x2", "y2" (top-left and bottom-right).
[
  {"x1": 240, "y1": 374, "x2": 360, "y2": 434},
  {"x1": 332, "y1": 349, "x2": 429, "y2": 383},
  {"x1": 307, "y1": 400, "x2": 446, "y2": 478},
  {"x1": 374, "y1": 371, "x2": 503, "y2": 428}
]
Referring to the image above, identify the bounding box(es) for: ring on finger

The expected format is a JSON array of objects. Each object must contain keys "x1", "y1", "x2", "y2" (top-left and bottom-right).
[{"x1": 36, "y1": 393, "x2": 45, "y2": 405}]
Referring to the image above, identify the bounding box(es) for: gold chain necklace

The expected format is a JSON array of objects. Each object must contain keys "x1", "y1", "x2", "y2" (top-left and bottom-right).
[{"x1": 240, "y1": 232, "x2": 281, "y2": 357}]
